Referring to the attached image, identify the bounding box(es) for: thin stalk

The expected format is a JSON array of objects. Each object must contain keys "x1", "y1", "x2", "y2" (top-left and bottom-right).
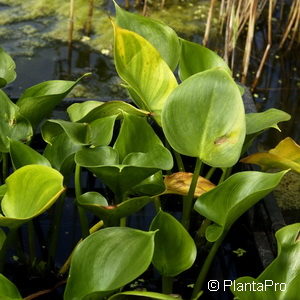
[
  {"x1": 181, "y1": 158, "x2": 202, "y2": 230},
  {"x1": 68, "y1": 0, "x2": 75, "y2": 73},
  {"x1": 191, "y1": 232, "x2": 227, "y2": 300},
  {"x1": 47, "y1": 193, "x2": 66, "y2": 268},
  {"x1": 142, "y1": 0, "x2": 148, "y2": 16},
  {"x1": 203, "y1": 0, "x2": 216, "y2": 46},
  {"x1": 28, "y1": 221, "x2": 36, "y2": 265},
  {"x1": 162, "y1": 276, "x2": 173, "y2": 294},
  {"x1": 75, "y1": 164, "x2": 89, "y2": 238},
  {"x1": 0, "y1": 228, "x2": 18, "y2": 272},
  {"x1": 154, "y1": 196, "x2": 161, "y2": 212},
  {"x1": 120, "y1": 217, "x2": 126, "y2": 227},
  {"x1": 84, "y1": 0, "x2": 94, "y2": 36},
  {"x1": 205, "y1": 167, "x2": 216, "y2": 180},
  {"x1": 174, "y1": 151, "x2": 185, "y2": 172}
]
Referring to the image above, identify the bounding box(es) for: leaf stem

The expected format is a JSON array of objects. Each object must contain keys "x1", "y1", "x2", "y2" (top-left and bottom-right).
[
  {"x1": 191, "y1": 232, "x2": 227, "y2": 300},
  {"x1": 162, "y1": 276, "x2": 173, "y2": 294},
  {"x1": 205, "y1": 167, "x2": 216, "y2": 180},
  {"x1": 75, "y1": 164, "x2": 89, "y2": 238},
  {"x1": 181, "y1": 158, "x2": 202, "y2": 230},
  {"x1": 174, "y1": 151, "x2": 185, "y2": 172},
  {"x1": 153, "y1": 196, "x2": 161, "y2": 212},
  {"x1": 0, "y1": 227, "x2": 18, "y2": 272}
]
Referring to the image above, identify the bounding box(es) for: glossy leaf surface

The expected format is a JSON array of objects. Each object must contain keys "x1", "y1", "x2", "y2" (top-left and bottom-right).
[
  {"x1": 231, "y1": 223, "x2": 300, "y2": 300},
  {"x1": 67, "y1": 100, "x2": 149, "y2": 123},
  {"x1": 179, "y1": 39, "x2": 231, "y2": 81},
  {"x1": 246, "y1": 108, "x2": 291, "y2": 135},
  {"x1": 0, "y1": 274, "x2": 22, "y2": 300},
  {"x1": 64, "y1": 227, "x2": 156, "y2": 300},
  {"x1": 0, "y1": 165, "x2": 64, "y2": 228},
  {"x1": 0, "y1": 48, "x2": 16, "y2": 88},
  {"x1": 150, "y1": 210, "x2": 197, "y2": 276},
  {"x1": 164, "y1": 172, "x2": 215, "y2": 197},
  {"x1": 241, "y1": 137, "x2": 300, "y2": 173},
  {"x1": 162, "y1": 69, "x2": 246, "y2": 167},
  {"x1": 115, "y1": 2, "x2": 180, "y2": 71},
  {"x1": 78, "y1": 192, "x2": 151, "y2": 223},
  {"x1": 9, "y1": 139, "x2": 51, "y2": 169},
  {"x1": 0, "y1": 90, "x2": 32, "y2": 153},
  {"x1": 109, "y1": 291, "x2": 178, "y2": 300},
  {"x1": 194, "y1": 171, "x2": 287, "y2": 242},
  {"x1": 113, "y1": 24, "x2": 178, "y2": 125},
  {"x1": 16, "y1": 74, "x2": 89, "y2": 129}
]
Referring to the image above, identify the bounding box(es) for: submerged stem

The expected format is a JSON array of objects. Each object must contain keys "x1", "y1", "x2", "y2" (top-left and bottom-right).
[
  {"x1": 162, "y1": 276, "x2": 173, "y2": 295},
  {"x1": 181, "y1": 158, "x2": 202, "y2": 230},
  {"x1": 75, "y1": 164, "x2": 89, "y2": 238}
]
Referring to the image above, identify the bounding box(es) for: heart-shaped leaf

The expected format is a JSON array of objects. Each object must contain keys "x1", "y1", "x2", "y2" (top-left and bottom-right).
[
  {"x1": 109, "y1": 291, "x2": 179, "y2": 300},
  {"x1": 150, "y1": 210, "x2": 197, "y2": 276},
  {"x1": 231, "y1": 223, "x2": 300, "y2": 300},
  {"x1": 115, "y1": 2, "x2": 180, "y2": 71},
  {"x1": 0, "y1": 274, "x2": 22, "y2": 300},
  {"x1": 16, "y1": 73, "x2": 90, "y2": 129},
  {"x1": 179, "y1": 38, "x2": 231, "y2": 81},
  {"x1": 0, "y1": 48, "x2": 16, "y2": 88},
  {"x1": 194, "y1": 170, "x2": 287, "y2": 242},
  {"x1": 246, "y1": 108, "x2": 291, "y2": 135},
  {"x1": 9, "y1": 139, "x2": 51, "y2": 169},
  {"x1": 162, "y1": 69, "x2": 246, "y2": 167},
  {"x1": 241, "y1": 137, "x2": 300, "y2": 173},
  {"x1": 77, "y1": 192, "x2": 151, "y2": 224},
  {"x1": 64, "y1": 227, "x2": 156, "y2": 300},
  {"x1": 164, "y1": 172, "x2": 215, "y2": 197},
  {"x1": 0, "y1": 165, "x2": 64, "y2": 228},
  {"x1": 0, "y1": 90, "x2": 32, "y2": 153},
  {"x1": 67, "y1": 100, "x2": 149, "y2": 123},
  {"x1": 113, "y1": 24, "x2": 178, "y2": 125}
]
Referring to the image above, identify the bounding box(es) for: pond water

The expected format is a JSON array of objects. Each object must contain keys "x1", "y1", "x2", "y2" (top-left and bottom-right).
[{"x1": 1, "y1": 0, "x2": 299, "y2": 214}]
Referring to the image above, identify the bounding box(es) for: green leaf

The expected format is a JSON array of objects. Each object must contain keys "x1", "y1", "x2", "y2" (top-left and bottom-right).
[
  {"x1": 0, "y1": 90, "x2": 32, "y2": 153},
  {"x1": 9, "y1": 139, "x2": 51, "y2": 169},
  {"x1": 246, "y1": 108, "x2": 291, "y2": 135},
  {"x1": 16, "y1": 73, "x2": 90, "y2": 129},
  {"x1": 231, "y1": 223, "x2": 300, "y2": 300},
  {"x1": 77, "y1": 192, "x2": 151, "y2": 224},
  {"x1": 0, "y1": 274, "x2": 22, "y2": 300},
  {"x1": 64, "y1": 227, "x2": 156, "y2": 300},
  {"x1": 0, "y1": 48, "x2": 16, "y2": 88},
  {"x1": 194, "y1": 170, "x2": 287, "y2": 242},
  {"x1": 179, "y1": 39, "x2": 231, "y2": 81},
  {"x1": 162, "y1": 69, "x2": 246, "y2": 168},
  {"x1": 115, "y1": 2, "x2": 180, "y2": 71},
  {"x1": 150, "y1": 210, "x2": 197, "y2": 276},
  {"x1": 0, "y1": 165, "x2": 64, "y2": 228},
  {"x1": 67, "y1": 100, "x2": 149, "y2": 123},
  {"x1": 113, "y1": 24, "x2": 178, "y2": 125},
  {"x1": 109, "y1": 291, "x2": 179, "y2": 300},
  {"x1": 0, "y1": 185, "x2": 6, "y2": 200}
]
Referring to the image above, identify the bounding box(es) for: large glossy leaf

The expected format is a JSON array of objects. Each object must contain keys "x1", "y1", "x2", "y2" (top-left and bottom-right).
[
  {"x1": 113, "y1": 24, "x2": 178, "y2": 125},
  {"x1": 0, "y1": 165, "x2": 64, "y2": 228},
  {"x1": 9, "y1": 139, "x2": 51, "y2": 169},
  {"x1": 0, "y1": 48, "x2": 16, "y2": 88},
  {"x1": 246, "y1": 108, "x2": 291, "y2": 135},
  {"x1": 231, "y1": 223, "x2": 300, "y2": 300},
  {"x1": 162, "y1": 69, "x2": 246, "y2": 167},
  {"x1": 67, "y1": 100, "x2": 149, "y2": 123},
  {"x1": 241, "y1": 137, "x2": 300, "y2": 173},
  {"x1": 194, "y1": 171, "x2": 287, "y2": 242},
  {"x1": 115, "y1": 2, "x2": 180, "y2": 71},
  {"x1": 16, "y1": 74, "x2": 89, "y2": 129},
  {"x1": 43, "y1": 132, "x2": 81, "y2": 175},
  {"x1": 42, "y1": 115, "x2": 117, "y2": 146},
  {"x1": 64, "y1": 227, "x2": 156, "y2": 300},
  {"x1": 77, "y1": 192, "x2": 151, "y2": 224},
  {"x1": 150, "y1": 210, "x2": 197, "y2": 276},
  {"x1": 164, "y1": 172, "x2": 215, "y2": 197},
  {"x1": 109, "y1": 291, "x2": 179, "y2": 300},
  {"x1": 0, "y1": 90, "x2": 32, "y2": 153},
  {"x1": 0, "y1": 274, "x2": 22, "y2": 300},
  {"x1": 179, "y1": 39, "x2": 231, "y2": 81}
]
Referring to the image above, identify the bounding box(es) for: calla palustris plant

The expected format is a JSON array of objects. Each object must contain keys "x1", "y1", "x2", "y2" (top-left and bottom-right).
[
  {"x1": 231, "y1": 223, "x2": 300, "y2": 300},
  {"x1": 241, "y1": 137, "x2": 300, "y2": 173},
  {"x1": 0, "y1": 47, "x2": 16, "y2": 88},
  {"x1": 0, "y1": 164, "x2": 64, "y2": 228}
]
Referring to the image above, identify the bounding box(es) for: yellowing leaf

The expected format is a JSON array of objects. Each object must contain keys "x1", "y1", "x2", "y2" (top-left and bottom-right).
[
  {"x1": 241, "y1": 137, "x2": 300, "y2": 173},
  {"x1": 164, "y1": 172, "x2": 215, "y2": 197}
]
